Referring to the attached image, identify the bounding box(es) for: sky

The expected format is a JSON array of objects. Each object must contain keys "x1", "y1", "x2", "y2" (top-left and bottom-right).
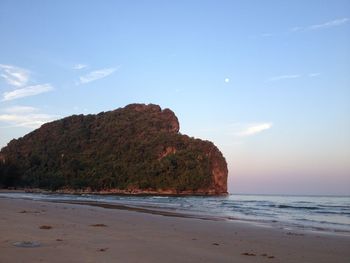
[{"x1": 0, "y1": 0, "x2": 349, "y2": 195}]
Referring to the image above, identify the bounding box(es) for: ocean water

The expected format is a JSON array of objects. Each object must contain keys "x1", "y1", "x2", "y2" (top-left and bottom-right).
[{"x1": 1, "y1": 192, "x2": 349, "y2": 235}]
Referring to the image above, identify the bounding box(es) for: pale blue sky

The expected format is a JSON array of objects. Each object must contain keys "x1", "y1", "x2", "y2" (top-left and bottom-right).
[{"x1": 0, "y1": 0, "x2": 349, "y2": 195}]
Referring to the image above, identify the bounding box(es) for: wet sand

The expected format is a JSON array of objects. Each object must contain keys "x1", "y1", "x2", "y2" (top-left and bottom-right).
[{"x1": 0, "y1": 198, "x2": 349, "y2": 263}]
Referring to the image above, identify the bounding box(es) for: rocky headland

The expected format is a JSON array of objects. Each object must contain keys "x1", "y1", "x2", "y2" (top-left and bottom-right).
[{"x1": 0, "y1": 103, "x2": 227, "y2": 195}]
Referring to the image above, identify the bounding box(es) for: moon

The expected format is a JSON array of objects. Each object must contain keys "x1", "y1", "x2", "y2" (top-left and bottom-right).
[{"x1": 224, "y1": 78, "x2": 230, "y2": 83}]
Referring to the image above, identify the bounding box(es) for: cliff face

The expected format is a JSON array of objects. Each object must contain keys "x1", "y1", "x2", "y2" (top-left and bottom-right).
[{"x1": 0, "y1": 103, "x2": 227, "y2": 195}]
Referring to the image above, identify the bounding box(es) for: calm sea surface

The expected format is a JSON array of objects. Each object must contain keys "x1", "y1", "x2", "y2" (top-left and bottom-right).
[{"x1": 1, "y1": 192, "x2": 349, "y2": 235}]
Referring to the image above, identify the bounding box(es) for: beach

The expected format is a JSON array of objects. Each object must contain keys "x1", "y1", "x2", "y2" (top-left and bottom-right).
[{"x1": 0, "y1": 197, "x2": 349, "y2": 263}]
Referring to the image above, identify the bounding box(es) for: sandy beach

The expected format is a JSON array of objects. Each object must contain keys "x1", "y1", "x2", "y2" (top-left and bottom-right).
[{"x1": 0, "y1": 197, "x2": 349, "y2": 263}]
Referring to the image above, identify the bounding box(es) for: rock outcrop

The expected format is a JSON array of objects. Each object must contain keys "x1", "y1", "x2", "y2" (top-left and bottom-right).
[{"x1": 0, "y1": 103, "x2": 228, "y2": 195}]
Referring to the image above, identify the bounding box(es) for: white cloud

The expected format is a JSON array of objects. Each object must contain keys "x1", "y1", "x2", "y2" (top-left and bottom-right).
[
  {"x1": 291, "y1": 18, "x2": 349, "y2": 32},
  {"x1": 78, "y1": 67, "x2": 118, "y2": 84},
  {"x1": 0, "y1": 64, "x2": 30, "y2": 87},
  {"x1": 0, "y1": 107, "x2": 57, "y2": 129},
  {"x1": 2, "y1": 84, "x2": 54, "y2": 101},
  {"x1": 308, "y1": 18, "x2": 349, "y2": 30},
  {"x1": 73, "y1": 64, "x2": 88, "y2": 70},
  {"x1": 0, "y1": 65, "x2": 54, "y2": 103},
  {"x1": 4, "y1": 106, "x2": 38, "y2": 114},
  {"x1": 236, "y1": 123, "x2": 273, "y2": 137},
  {"x1": 308, "y1": 72, "x2": 321, "y2": 77},
  {"x1": 268, "y1": 74, "x2": 301, "y2": 81}
]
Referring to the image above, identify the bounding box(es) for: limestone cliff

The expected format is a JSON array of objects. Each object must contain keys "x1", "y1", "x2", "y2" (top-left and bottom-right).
[{"x1": 0, "y1": 103, "x2": 228, "y2": 195}]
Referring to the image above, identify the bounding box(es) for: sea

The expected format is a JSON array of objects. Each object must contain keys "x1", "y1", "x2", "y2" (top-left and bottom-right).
[{"x1": 1, "y1": 192, "x2": 349, "y2": 235}]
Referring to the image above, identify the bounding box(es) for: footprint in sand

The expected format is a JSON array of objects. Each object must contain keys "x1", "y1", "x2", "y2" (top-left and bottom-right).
[
  {"x1": 19, "y1": 210, "x2": 40, "y2": 214},
  {"x1": 261, "y1": 253, "x2": 275, "y2": 259}
]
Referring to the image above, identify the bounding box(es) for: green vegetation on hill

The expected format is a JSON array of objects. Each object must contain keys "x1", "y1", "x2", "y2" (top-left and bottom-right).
[{"x1": 0, "y1": 104, "x2": 227, "y2": 194}]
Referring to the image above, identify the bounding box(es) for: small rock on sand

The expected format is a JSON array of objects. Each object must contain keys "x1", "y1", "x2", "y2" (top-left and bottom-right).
[
  {"x1": 39, "y1": 225, "x2": 53, "y2": 229},
  {"x1": 13, "y1": 241, "x2": 41, "y2": 248},
  {"x1": 90, "y1": 224, "x2": 107, "y2": 227}
]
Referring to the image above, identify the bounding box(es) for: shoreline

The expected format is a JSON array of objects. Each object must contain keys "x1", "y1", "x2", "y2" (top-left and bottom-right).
[
  {"x1": 52, "y1": 200, "x2": 226, "y2": 221},
  {"x1": 52, "y1": 200, "x2": 350, "y2": 237},
  {"x1": 1, "y1": 197, "x2": 350, "y2": 262},
  {"x1": 0, "y1": 188, "x2": 228, "y2": 197},
  {"x1": 1, "y1": 190, "x2": 349, "y2": 237}
]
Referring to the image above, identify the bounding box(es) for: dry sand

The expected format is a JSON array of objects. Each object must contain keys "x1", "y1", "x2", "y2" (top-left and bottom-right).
[{"x1": 0, "y1": 197, "x2": 349, "y2": 263}]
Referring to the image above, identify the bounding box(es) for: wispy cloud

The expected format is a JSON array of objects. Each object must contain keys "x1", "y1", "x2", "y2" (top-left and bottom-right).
[
  {"x1": 0, "y1": 64, "x2": 30, "y2": 87},
  {"x1": 268, "y1": 74, "x2": 301, "y2": 82},
  {"x1": 291, "y1": 26, "x2": 303, "y2": 32},
  {"x1": 4, "y1": 106, "x2": 38, "y2": 114},
  {"x1": 2, "y1": 84, "x2": 54, "y2": 101},
  {"x1": 308, "y1": 72, "x2": 321, "y2": 77},
  {"x1": 78, "y1": 67, "x2": 118, "y2": 84},
  {"x1": 0, "y1": 64, "x2": 54, "y2": 102},
  {"x1": 267, "y1": 73, "x2": 321, "y2": 81},
  {"x1": 236, "y1": 123, "x2": 273, "y2": 137},
  {"x1": 292, "y1": 18, "x2": 349, "y2": 32},
  {"x1": 308, "y1": 18, "x2": 349, "y2": 30},
  {"x1": 0, "y1": 106, "x2": 57, "y2": 129},
  {"x1": 73, "y1": 63, "x2": 88, "y2": 70},
  {"x1": 249, "y1": 33, "x2": 273, "y2": 40},
  {"x1": 261, "y1": 33, "x2": 273, "y2": 37}
]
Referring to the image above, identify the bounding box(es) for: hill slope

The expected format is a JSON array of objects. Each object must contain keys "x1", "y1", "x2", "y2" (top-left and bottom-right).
[{"x1": 0, "y1": 104, "x2": 227, "y2": 195}]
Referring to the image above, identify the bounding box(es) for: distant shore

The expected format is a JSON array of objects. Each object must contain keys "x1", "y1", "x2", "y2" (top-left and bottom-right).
[
  {"x1": 0, "y1": 188, "x2": 228, "y2": 196},
  {"x1": 1, "y1": 197, "x2": 350, "y2": 263}
]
